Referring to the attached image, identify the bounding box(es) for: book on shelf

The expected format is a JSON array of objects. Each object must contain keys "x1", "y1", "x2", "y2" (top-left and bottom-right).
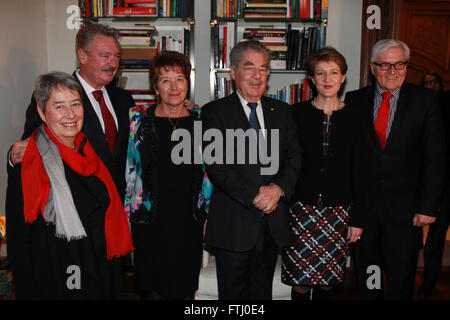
[
  {"x1": 124, "y1": 0, "x2": 157, "y2": 4},
  {"x1": 119, "y1": 36, "x2": 154, "y2": 47},
  {"x1": 213, "y1": 22, "x2": 237, "y2": 69},
  {"x1": 158, "y1": 0, "x2": 190, "y2": 17},
  {"x1": 128, "y1": 89, "x2": 157, "y2": 102},
  {"x1": 267, "y1": 78, "x2": 311, "y2": 104},
  {"x1": 215, "y1": 76, "x2": 233, "y2": 99},
  {"x1": 119, "y1": 59, "x2": 150, "y2": 70},
  {"x1": 285, "y1": 24, "x2": 325, "y2": 70},
  {"x1": 113, "y1": 6, "x2": 157, "y2": 16},
  {"x1": 120, "y1": 47, "x2": 158, "y2": 60},
  {"x1": 243, "y1": 26, "x2": 287, "y2": 69},
  {"x1": 158, "y1": 29, "x2": 190, "y2": 55}
]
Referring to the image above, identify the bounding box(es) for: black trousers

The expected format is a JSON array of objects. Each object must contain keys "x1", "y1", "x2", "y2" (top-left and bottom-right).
[
  {"x1": 423, "y1": 198, "x2": 450, "y2": 288},
  {"x1": 354, "y1": 200, "x2": 419, "y2": 300},
  {"x1": 214, "y1": 218, "x2": 279, "y2": 300}
]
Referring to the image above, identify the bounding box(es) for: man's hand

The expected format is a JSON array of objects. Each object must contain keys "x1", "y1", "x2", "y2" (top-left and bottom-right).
[
  {"x1": 252, "y1": 184, "x2": 283, "y2": 214},
  {"x1": 10, "y1": 138, "x2": 29, "y2": 165},
  {"x1": 413, "y1": 214, "x2": 436, "y2": 227},
  {"x1": 184, "y1": 99, "x2": 199, "y2": 110},
  {"x1": 347, "y1": 226, "x2": 363, "y2": 243}
]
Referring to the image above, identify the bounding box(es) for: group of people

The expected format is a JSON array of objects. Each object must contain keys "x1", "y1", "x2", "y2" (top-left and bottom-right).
[{"x1": 4, "y1": 23, "x2": 449, "y2": 301}]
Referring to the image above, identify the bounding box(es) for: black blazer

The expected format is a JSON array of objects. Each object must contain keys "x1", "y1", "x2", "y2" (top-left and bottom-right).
[
  {"x1": 21, "y1": 72, "x2": 135, "y2": 200},
  {"x1": 345, "y1": 83, "x2": 446, "y2": 225},
  {"x1": 202, "y1": 91, "x2": 302, "y2": 251}
]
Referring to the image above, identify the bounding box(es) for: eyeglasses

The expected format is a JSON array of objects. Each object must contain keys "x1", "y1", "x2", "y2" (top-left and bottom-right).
[
  {"x1": 424, "y1": 79, "x2": 439, "y2": 85},
  {"x1": 237, "y1": 65, "x2": 270, "y2": 76},
  {"x1": 372, "y1": 62, "x2": 408, "y2": 71}
]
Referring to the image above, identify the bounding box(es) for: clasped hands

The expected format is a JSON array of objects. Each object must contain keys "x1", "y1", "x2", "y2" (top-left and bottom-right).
[{"x1": 252, "y1": 184, "x2": 283, "y2": 214}]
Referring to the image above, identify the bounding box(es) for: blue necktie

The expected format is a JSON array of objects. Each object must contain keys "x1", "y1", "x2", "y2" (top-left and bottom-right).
[
  {"x1": 247, "y1": 102, "x2": 263, "y2": 217},
  {"x1": 247, "y1": 102, "x2": 260, "y2": 150}
]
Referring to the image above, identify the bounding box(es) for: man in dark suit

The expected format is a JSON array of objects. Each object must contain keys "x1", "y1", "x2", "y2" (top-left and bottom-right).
[
  {"x1": 345, "y1": 39, "x2": 446, "y2": 299},
  {"x1": 9, "y1": 23, "x2": 135, "y2": 200},
  {"x1": 202, "y1": 40, "x2": 302, "y2": 300}
]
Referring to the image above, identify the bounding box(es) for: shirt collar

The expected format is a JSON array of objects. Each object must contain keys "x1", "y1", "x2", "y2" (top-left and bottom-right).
[
  {"x1": 75, "y1": 70, "x2": 106, "y2": 95},
  {"x1": 375, "y1": 83, "x2": 401, "y2": 99},
  {"x1": 235, "y1": 90, "x2": 261, "y2": 109}
]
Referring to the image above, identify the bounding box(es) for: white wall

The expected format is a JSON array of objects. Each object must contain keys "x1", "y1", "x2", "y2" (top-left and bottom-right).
[
  {"x1": 45, "y1": 0, "x2": 78, "y2": 72},
  {"x1": 0, "y1": 0, "x2": 49, "y2": 216},
  {"x1": 326, "y1": 0, "x2": 363, "y2": 94}
]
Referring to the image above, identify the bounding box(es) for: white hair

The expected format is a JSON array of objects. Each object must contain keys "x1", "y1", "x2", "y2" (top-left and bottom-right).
[{"x1": 370, "y1": 39, "x2": 410, "y2": 63}]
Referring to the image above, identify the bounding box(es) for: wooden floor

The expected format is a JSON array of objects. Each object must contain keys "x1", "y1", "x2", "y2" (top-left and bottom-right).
[{"x1": 122, "y1": 266, "x2": 450, "y2": 300}]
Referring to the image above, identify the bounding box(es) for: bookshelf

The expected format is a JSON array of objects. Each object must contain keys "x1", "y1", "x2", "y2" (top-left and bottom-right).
[
  {"x1": 210, "y1": 0, "x2": 328, "y2": 103},
  {"x1": 79, "y1": 0, "x2": 196, "y2": 103}
]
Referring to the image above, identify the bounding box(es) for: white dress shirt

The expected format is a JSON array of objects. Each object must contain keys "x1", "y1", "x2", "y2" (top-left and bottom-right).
[
  {"x1": 75, "y1": 70, "x2": 119, "y2": 131},
  {"x1": 236, "y1": 90, "x2": 266, "y2": 139}
]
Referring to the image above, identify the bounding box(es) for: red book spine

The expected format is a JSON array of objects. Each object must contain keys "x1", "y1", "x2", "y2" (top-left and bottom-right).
[
  {"x1": 223, "y1": 25, "x2": 228, "y2": 68},
  {"x1": 305, "y1": 0, "x2": 311, "y2": 18},
  {"x1": 124, "y1": 0, "x2": 157, "y2": 3},
  {"x1": 300, "y1": 0, "x2": 307, "y2": 18},
  {"x1": 302, "y1": 78, "x2": 308, "y2": 101},
  {"x1": 113, "y1": 6, "x2": 156, "y2": 15},
  {"x1": 85, "y1": 0, "x2": 90, "y2": 17}
]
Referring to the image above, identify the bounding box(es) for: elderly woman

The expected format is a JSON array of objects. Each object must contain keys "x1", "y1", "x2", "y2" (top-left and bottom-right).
[
  {"x1": 6, "y1": 71, "x2": 133, "y2": 299},
  {"x1": 281, "y1": 47, "x2": 364, "y2": 300},
  {"x1": 125, "y1": 50, "x2": 210, "y2": 300}
]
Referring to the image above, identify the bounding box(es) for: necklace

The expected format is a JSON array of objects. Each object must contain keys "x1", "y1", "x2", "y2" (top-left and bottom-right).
[
  {"x1": 311, "y1": 97, "x2": 345, "y2": 116},
  {"x1": 158, "y1": 105, "x2": 183, "y2": 138}
]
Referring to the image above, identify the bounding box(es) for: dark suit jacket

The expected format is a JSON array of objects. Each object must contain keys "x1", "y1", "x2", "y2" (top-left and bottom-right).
[
  {"x1": 20, "y1": 72, "x2": 135, "y2": 200},
  {"x1": 345, "y1": 83, "x2": 446, "y2": 225},
  {"x1": 202, "y1": 91, "x2": 302, "y2": 251}
]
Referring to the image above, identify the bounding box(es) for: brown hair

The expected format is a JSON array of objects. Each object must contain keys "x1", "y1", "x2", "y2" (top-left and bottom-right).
[
  {"x1": 305, "y1": 47, "x2": 348, "y2": 77},
  {"x1": 149, "y1": 50, "x2": 191, "y2": 90},
  {"x1": 75, "y1": 23, "x2": 120, "y2": 54}
]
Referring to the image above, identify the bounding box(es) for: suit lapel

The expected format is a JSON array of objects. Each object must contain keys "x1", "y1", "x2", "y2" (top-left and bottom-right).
[
  {"x1": 73, "y1": 72, "x2": 113, "y2": 162},
  {"x1": 230, "y1": 91, "x2": 252, "y2": 130},
  {"x1": 366, "y1": 86, "x2": 383, "y2": 152}
]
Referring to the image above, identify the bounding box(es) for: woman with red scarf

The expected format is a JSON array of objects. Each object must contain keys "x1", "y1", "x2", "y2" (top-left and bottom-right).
[{"x1": 5, "y1": 72, "x2": 133, "y2": 299}]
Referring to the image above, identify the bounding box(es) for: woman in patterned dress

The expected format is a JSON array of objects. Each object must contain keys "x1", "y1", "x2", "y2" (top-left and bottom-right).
[
  {"x1": 281, "y1": 47, "x2": 364, "y2": 300},
  {"x1": 125, "y1": 51, "x2": 210, "y2": 300}
]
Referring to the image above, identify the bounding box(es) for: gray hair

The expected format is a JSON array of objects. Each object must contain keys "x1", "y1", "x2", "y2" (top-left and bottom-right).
[
  {"x1": 230, "y1": 39, "x2": 271, "y2": 69},
  {"x1": 75, "y1": 23, "x2": 120, "y2": 54},
  {"x1": 370, "y1": 39, "x2": 410, "y2": 63},
  {"x1": 34, "y1": 71, "x2": 82, "y2": 112}
]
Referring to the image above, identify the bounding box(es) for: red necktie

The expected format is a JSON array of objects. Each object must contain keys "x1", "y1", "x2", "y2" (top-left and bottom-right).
[
  {"x1": 374, "y1": 91, "x2": 393, "y2": 150},
  {"x1": 92, "y1": 90, "x2": 117, "y2": 154}
]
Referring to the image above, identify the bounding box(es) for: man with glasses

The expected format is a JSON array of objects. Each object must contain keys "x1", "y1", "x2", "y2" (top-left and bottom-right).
[
  {"x1": 201, "y1": 40, "x2": 301, "y2": 299},
  {"x1": 345, "y1": 39, "x2": 446, "y2": 299}
]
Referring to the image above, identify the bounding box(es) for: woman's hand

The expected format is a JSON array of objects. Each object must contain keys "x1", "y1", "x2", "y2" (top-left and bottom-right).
[
  {"x1": 184, "y1": 99, "x2": 199, "y2": 110},
  {"x1": 347, "y1": 226, "x2": 363, "y2": 243}
]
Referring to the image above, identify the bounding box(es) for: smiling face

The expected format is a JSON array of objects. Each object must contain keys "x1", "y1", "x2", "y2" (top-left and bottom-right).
[
  {"x1": 311, "y1": 60, "x2": 346, "y2": 99},
  {"x1": 230, "y1": 49, "x2": 268, "y2": 103},
  {"x1": 77, "y1": 34, "x2": 120, "y2": 89},
  {"x1": 371, "y1": 46, "x2": 407, "y2": 92},
  {"x1": 37, "y1": 86, "x2": 84, "y2": 147},
  {"x1": 155, "y1": 67, "x2": 189, "y2": 108}
]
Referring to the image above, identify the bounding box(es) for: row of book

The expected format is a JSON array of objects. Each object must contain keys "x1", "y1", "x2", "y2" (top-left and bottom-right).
[
  {"x1": 215, "y1": 76, "x2": 313, "y2": 104},
  {"x1": 128, "y1": 89, "x2": 157, "y2": 106},
  {"x1": 213, "y1": 0, "x2": 328, "y2": 19},
  {"x1": 79, "y1": 0, "x2": 191, "y2": 17},
  {"x1": 118, "y1": 30, "x2": 190, "y2": 71},
  {"x1": 267, "y1": 78, "x2": 313, "y2": 104},
  {"x1": 285, "y1": 24, "x2": 326, "y2": 70},
  {"x1": 212, "y1": 22, "x2": 325, "y2": 70}
]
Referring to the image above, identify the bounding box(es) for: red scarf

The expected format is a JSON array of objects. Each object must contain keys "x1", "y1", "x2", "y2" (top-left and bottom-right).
[{"x1": 21, "y1": 126, "x2": 134, "y2": 259}]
